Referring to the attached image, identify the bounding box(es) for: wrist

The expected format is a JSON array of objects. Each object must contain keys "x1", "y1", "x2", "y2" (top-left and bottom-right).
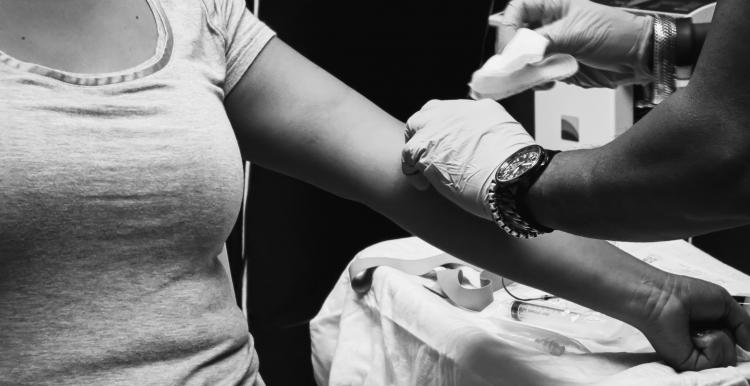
[
  {"x1": 516, "y1": 149, "x2": 559, "y2": 232},
  {"x1": 523, "y1": 150, "x2": 565, "y2": 232},
  {"x1": 617, "y1": 268, "x2": 674, "y2": 329}
]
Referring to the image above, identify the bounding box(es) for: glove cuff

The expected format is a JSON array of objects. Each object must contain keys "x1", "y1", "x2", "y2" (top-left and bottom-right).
[
  {"x1": 632, "y1": 15, "x2": 656, "y2": 85},
  {"x1": 476, "y1": 136, "x2": 535, "y2": 221}
]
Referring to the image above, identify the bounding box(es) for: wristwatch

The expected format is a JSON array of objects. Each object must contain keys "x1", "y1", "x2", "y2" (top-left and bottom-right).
[{"x1": 485, "y1": 145, "x2": 558, "y2": 238}]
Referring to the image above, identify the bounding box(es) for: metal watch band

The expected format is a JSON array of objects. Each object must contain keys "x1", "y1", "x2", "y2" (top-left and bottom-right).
[
  {"x1": 652, "y1": 14, "x2": 677, "y2": 105},
  {"x1": 487, "y1": 180, "x2": 545, "y2": 239}
]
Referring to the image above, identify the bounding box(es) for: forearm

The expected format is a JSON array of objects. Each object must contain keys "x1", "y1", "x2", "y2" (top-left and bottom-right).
[
  {"x1": 225, "y1": 38, "x2": 667, "y2": 327},
  {"x1": 364, "y1": 130, "x2": 666, "y2": 328},
  {"x1": 275, "y1": 86, "x2": 666, "y2": 327},
  {"x1": 526, "y1": 0, "x2": 750, "y2": 241},
  {"x1": 528, "y1": 92, "x2": 750, "y2": 240}
]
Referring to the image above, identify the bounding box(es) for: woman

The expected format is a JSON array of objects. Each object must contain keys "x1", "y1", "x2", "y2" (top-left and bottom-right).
[{"x1": 0, "y1": 0, "x2": 746, "y2": 384}]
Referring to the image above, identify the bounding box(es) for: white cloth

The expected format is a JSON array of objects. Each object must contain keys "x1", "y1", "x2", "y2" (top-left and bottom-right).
[
  {"x1": 311, "y1": 237, "x2": 750, "y2": 386},
  {"x1": 469, "y1": 28, "x2": 578, "y2": 100}
]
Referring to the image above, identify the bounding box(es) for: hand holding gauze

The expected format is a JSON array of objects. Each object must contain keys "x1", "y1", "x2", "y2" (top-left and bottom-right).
[{"x1": 469, "y1": 28, "x2": 578, "y2": 100}]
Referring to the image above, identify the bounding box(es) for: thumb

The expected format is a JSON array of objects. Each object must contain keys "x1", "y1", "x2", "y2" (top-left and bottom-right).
[
  {"x1": 690, "y1": 329, "x2": 737, "y2": 370},
  {"x1": 401, "y1": 138, "x2": 431, "y2": 191},
  {"x1": 501, "y1": 0, "x2": 552, "y2": 28},
  {"x1": 724, "y1": 298, "x2": 750, "y2": 351},
  {"x1": 532, "y1": 82, "x2": 555, "y2": 91},
  {"x1": 535, "y1": 20, "x2": 569, "y2": 55},
  {"x1": 498, "y1": 0, "x2": 548, "y2": 50}
]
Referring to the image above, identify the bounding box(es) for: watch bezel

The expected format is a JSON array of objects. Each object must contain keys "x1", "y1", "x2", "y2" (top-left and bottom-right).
[
  {"x1": 495, "y1": 145, "x2": 545, "y2": 185},
  {"x1": 487, "y1": 145, "x2": 555, "y2": 239}
]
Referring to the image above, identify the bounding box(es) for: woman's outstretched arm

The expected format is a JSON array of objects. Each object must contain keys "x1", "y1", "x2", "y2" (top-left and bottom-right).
[{"x1": 224, "y1": 37, "x2": 750, "y2": 371}]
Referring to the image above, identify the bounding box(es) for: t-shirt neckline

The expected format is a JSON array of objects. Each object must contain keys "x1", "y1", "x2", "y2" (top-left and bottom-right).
[{"x1": 0, "y1": 0, "x2": 173, "y2": 87}]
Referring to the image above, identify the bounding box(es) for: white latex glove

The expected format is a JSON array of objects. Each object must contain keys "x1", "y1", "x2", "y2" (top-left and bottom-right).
[
  {"x1": 499, "y1": 0, "x2": 654, "y2": 88},
  {"x1": 402, "y1": 99, "x2": 535, "y2": 220}
]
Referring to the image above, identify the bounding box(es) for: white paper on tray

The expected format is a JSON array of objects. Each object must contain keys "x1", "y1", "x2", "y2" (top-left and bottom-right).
[{"x1": 311, "y1": 237, "x2": 750, "y2": 385}]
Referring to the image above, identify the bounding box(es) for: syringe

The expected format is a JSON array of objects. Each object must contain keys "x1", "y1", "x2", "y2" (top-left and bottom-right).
[{"x1": 509, "y1": 300, "x2": 627, "y2": 341}]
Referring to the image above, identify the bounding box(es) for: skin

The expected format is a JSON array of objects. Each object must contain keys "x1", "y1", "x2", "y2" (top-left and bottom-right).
[
  {"x1": 224, "y1": 37, "x2": 750, "y2": 371},
  {"x1": 1, "y1": 0, "x2": 748, "y2": 373},
  {"x1": 0, "y1": 0, "x2": 156, "y2": 73},
  {"x1": 523, "y1": 0, "x2": 750, "y2": 241}
]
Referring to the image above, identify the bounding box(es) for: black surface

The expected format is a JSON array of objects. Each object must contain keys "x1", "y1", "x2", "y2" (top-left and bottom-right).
[{"x1": 693, "y1": 227, "x2": 750, "y2": 275}]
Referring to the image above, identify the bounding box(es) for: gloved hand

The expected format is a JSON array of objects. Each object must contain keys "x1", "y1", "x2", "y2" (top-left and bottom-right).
[
  {"x1": 402, "y1": 99, "x2": 535, "y2": 220},
  {"x1": 630, "y1": 272, "x2": 750, "y2": 371},
  {"x1": 499, "y1": 0, "x2": 654, "y2": 88}
]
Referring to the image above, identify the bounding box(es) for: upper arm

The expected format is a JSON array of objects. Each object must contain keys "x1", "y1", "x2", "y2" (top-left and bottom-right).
[
  {"x1": 675, "y1": 0, "x2": 750, "y2": 161},
  {"x1": 627, "y1": 0, "x2": 750, "y2": 217},
  {"x1": 675, "y1": 0, "x2": 750, "y2": 162},
  {"x1": 687, "y1": 0, "x2": 750, "y2": 115},
  {"x1": 224, "y1": 37, "x2": 405, "y2": 207}
]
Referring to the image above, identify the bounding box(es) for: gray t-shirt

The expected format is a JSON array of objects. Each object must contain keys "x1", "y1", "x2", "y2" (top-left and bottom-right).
[{"x1": 0, "y1": 0, "x2": 274, "y2": 384}]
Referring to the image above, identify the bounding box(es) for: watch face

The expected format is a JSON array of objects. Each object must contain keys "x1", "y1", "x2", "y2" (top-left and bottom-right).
[{"x1": 496, "y1": 146, "x2": 542, "y2": 183}]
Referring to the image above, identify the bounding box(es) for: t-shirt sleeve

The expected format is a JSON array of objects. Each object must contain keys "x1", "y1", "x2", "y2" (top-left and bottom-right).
[{"x1": 216, "y1": 0, "x2": 276, "y2": 95}]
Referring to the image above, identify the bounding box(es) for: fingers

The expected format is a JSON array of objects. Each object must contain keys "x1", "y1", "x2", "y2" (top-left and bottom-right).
[
  {"x1": 403, "y1": 100, "x2": 443, "y2": 190},
  {"x1": 400, "y1": 145, "x2": 431, "y2": 191},
  {"x1": 667, "y1": 283, "x2": 750, "y2": 371},
  {"x1": 532, "y1": 82, "x2": 555, "y2": 91},
  {"x1": 689, "y1": 329, "x2": 737, "y2": 370},
  {"x1": 690, "y1": 287, "x2": 750, "y2": 354},
  {"x1": 402, "y1": 99, "x2": 519, "y2": 193},
  {"x1": 723, "y1": 296, "x2": 750, "y2": 351},
  {"x1": 501, "y1": 0, "x2": 568, "y2": 49},
  {"x1": 404, "y1": 102, "x2": 437, "y2": 140},
  {"x1": 501, "y1": 0, "x2": 556, "y2": 29},
  {"x1": 534, "y1": 21, "x2": 566, "y2": 54},
  {"x1": 499, "y1": 0, "x2": 559, "y2": 51},
  {"x1": 401, "y1": 123, "x2": 426, "y2": 188},
  {"x1": 563, "y1": 65, "x2": 625, "y2": 89},
  {"x1": 402, "y1": 104, "x2": 437, "y2": 181},
  {"x1": 656, "y1": 327, "x2": 736, "y2": 371},
  {"x1": 405, "y1": 99, "x2": 482, "y2": 138}
]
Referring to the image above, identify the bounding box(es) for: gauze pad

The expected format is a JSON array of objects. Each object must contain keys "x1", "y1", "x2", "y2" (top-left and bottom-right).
[{"x1": 469, "y1": 28, "x2": 579, "y2": 100}]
